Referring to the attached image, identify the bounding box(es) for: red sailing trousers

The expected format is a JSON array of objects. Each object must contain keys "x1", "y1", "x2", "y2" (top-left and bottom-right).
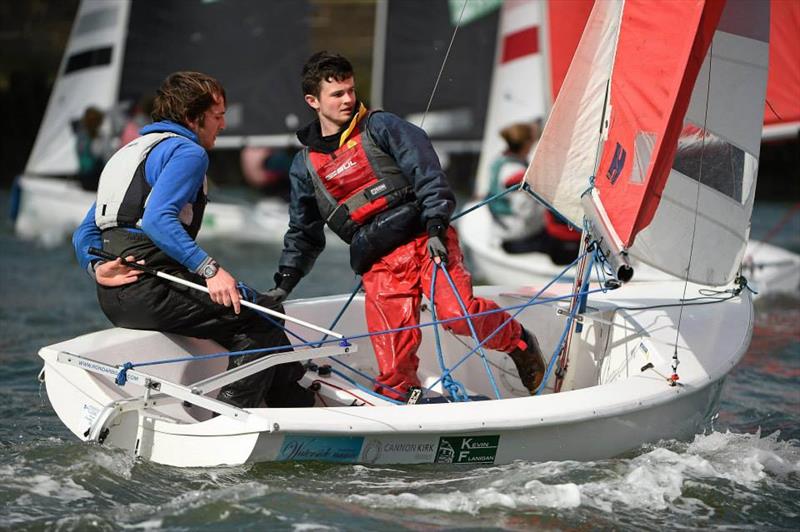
[{"x1": 361, "y1": 227, "x2": 522, "y2": 400}]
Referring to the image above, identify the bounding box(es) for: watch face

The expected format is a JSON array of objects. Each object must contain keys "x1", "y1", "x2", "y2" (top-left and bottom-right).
[{"x1": 203, "y1": 263, "x2": 218, "y2": 278}]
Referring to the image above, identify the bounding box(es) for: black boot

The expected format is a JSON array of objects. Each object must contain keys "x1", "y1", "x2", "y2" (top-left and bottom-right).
[{"x1": 508, "y1": 327, "x2": 546, "y2": 394}]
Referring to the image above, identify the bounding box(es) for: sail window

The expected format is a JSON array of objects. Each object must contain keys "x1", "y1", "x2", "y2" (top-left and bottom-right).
[
  {"x1": 74, "y1": 6, "x2": 119, "y2": 36},
  {"x1": 64, "y1": 47, "x2": 113, "y2": 75},
  {"x1": 631, "y1": 131, "x2": 656, "y2": 184},
  {"x1": 672, "y1": 124, "x2": 749, "y2": 204}
]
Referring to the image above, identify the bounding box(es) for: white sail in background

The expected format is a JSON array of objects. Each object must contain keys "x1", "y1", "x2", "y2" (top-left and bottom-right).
[
  {"x1": 523, "y1": 0, "x2": 622, "y2": 226},
  {"x1": 25, "y1": 1, "x2": 131, "y2": 176},
  {"x1": 474, "y1": 0, "x2": 548, "y2": 196}
]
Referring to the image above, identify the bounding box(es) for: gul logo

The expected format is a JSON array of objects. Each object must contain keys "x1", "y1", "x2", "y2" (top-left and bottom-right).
[
  {"x1": 435, "y1": 435, "x2": 500, "y2": 464},
  {"x1": 368, "y1": 183, "x2": 388, "y2": 197},
  {"x1": 324, "y1": 159, "x2": 357, "y2": 181},
  {"x1": 606, "y1": 142, "x2": 627, "y2": 185}
]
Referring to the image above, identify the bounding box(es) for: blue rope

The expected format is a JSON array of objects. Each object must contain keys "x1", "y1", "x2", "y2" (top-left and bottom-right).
[
  {"x1": 112, "y1": 283, "x2": 608, "y2": 380},
  {"x1": 315, "y1": 278, "x2": 363, "y2": 347},
  {"x1": 451, "y1": 182, "x2": 523, "y2": 222},
  {"x1": 436, "y1": 263, "x2": 502, "y2": 399},
  {"x1": 424, "y1": 245, "x2": 591, "y2": 391},
  {"x1": 115, "y1": 362, "x2": 134, "y2": 385},
  {"x1": 534, "y1": 249, "x2": 600, "y2": 394},
  {"x1": 237, "y1": 282, "x2": 308, "y2": 344},
  {"x1": 112, "y1": 244, "x2": 615, "y2": 399},
  {"x1": 520, "y1": 182, "x2": 583, "y2": 233},
  {"x1": 430, "y1": 264, "x2": 470, "y2": 401}
]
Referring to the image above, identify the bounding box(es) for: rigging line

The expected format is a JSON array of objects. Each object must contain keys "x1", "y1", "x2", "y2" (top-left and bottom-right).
[
  {"x1": 751, "y1": 202, "x2": 800, "y2": 252},
  {"x1": 418, "y1": 0, "x2": 468, "y2": 129},
  {"x1": 765, "y1": 98, "x2": 783, "y2": 121},
  {"x1": 673, "y1": 40, "x2": 715, "y2": 380}
]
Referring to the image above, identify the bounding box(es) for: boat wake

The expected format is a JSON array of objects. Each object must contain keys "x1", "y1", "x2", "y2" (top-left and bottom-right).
[
  {"x1": 344, "y1": 430, "x2": 800, "y2": 516},
  {"x1": 1, "y1": 429, "x2": 797, "y2": 529}
]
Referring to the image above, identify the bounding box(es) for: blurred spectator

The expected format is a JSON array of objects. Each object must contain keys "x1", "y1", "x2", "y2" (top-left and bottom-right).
[
  {"x1": 120, "y1": 95, "x2": 154, "y2": 145},
  {"x1": 486, "y1": 121, "x2": 544, "y2": 241},
  {"x1": 487, "y1": 120, "x2": 581, "y2": 264},
  {"x1": 240, "y1": 145, "x2": 295, "y2": 200},
  {"x1": 75, "y1": 106, "x2": 110, "y2": 191}
]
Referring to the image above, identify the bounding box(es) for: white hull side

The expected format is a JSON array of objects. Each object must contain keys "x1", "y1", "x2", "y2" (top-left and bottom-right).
[
  {"x1": 458, "y1": 201, "x2": 800, "y2": 299},
  {"x1": 39, "y1": 280, "x2": 752, "y2": 467},
  {"x1": 13, "y1": 175, "x2": 291, "y2": 247}
]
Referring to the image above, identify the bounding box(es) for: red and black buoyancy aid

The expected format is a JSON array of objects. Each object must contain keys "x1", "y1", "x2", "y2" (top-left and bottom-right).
[{"x1": 304, "y1": 111, "x2": 413, "y2": 243}]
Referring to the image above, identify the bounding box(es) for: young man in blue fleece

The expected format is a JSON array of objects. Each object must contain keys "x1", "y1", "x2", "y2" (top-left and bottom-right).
[{"x1": 72, "y1": 71, "x2": 313, "y2": 409}]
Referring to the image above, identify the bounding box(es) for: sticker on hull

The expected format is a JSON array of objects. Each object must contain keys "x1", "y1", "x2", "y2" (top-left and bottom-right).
[
  {"x1": 277, "y1": 436, "x2": 364, "y2": 463},
  {"x1": 435, "y1": 435, "x2": 500, "y2": 464}
]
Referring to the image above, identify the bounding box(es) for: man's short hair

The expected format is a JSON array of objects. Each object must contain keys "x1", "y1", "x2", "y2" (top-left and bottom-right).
[
  {"x1": 152, "y1": 71, "x2": 226, "y2": 126},
  {"x1": 302, "y1": 51, "x2": 354, "y2": 97}
]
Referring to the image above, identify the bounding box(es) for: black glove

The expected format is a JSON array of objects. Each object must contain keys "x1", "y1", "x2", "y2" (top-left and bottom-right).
[
  {"x1": 426, "y1": 219, "x2": 448, "y2": 264},
  {"x1": 266, "y1": 267, "x2": 302, "y2": 302},
  {"x1": 259, "y1": 288, "x2": 288, "y2": 308}
]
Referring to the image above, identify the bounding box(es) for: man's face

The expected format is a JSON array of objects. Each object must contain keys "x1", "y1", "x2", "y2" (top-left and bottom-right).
[
  {"x1": 306, "y1": 76, "x2": 356, "y2": 129},
  {"x1": 193, "y1": 94, "x2": 226, "y2": 150}
]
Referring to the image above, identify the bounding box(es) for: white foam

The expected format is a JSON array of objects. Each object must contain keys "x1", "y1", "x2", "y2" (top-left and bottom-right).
[
  {"x1": 292, "y1": 523, "x2": 338, "y2": 531},
  {"x1": 14, "y1": 474, "x2": 93, "y2": 501},
  {"x1": 344, "y1": 430, "x2": 799, "y2": 515},
  {"x1": 120, "y1": 518, "x2": 164, "y2": 530}
]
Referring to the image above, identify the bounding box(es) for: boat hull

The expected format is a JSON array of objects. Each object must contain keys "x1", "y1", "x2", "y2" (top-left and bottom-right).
[{"x1": 39, "y1": 281, "x2": 751, "y2": 467}]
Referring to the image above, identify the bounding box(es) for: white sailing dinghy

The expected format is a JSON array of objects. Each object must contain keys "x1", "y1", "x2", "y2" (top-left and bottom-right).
[
  {"x1": 39, "y1": 0, "x2": 769, "y2": 467},
  {"x1": 14, "y1": 0, "x2": 314, "y2": 247},
  {"x1": 460, "y1": 0, "x2": 799, "y2": 298}
]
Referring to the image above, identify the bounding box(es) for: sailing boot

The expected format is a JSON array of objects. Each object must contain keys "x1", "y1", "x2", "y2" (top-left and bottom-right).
[{"x1": 507, "y1": 327, "x2": 546, "y2": 395}]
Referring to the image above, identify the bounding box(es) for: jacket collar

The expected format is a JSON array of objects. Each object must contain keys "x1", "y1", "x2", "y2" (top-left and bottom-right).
[
  {"x1": 296, "y1": 102, "x2": 367, "y2": 154},
  {"x1": 140, "y1": 120, "x2": 200, "y2": 144}
]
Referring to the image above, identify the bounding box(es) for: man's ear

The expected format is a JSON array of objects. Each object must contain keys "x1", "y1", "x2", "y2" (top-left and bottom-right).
[
  {"x1": 304, "y1": 94, "x2": 320, "y2": 111},
  {"x1": 185, "y1": 114, "x2": 199, "y2": 134}
]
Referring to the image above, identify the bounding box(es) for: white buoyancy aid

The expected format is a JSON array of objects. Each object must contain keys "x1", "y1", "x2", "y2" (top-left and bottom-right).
[{"x1": 95, "y1": 132, "x2": 207, "y2": 235}]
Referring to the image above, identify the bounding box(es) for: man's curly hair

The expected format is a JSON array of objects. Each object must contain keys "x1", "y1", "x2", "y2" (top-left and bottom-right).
[
  {"x1": 302, "y1": 51, "x2": 353, "y2": 97},
  {"x1": 152, "y1": 71, "x2": 226, "y2": 126}
]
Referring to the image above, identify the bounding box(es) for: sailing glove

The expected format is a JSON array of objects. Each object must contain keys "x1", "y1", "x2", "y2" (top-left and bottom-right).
[
  {"x1": 265, "y1": 267, "x2": 302, "y2": 303},
  {"x1": 426, "y1": 219, "x2": 448, "y2": 265}
]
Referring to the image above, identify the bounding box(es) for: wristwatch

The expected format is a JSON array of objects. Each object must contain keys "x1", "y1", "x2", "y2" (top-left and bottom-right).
[{"x1": 201, "y1": 260, "x2": 219, "y2": 279}]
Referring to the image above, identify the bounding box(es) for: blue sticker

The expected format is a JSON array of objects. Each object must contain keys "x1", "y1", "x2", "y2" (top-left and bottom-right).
[
  {"x1": 277, "y1": 435, "x2": 364, "y2": 463},
  {"x1": 606, "y1": 142, "x2": 627, "y2": 185}
]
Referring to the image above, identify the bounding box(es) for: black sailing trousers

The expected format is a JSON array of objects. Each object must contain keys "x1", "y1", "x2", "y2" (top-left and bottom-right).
[{"x1": 97, "y1": 275, "x2": 313, "y2": 408}]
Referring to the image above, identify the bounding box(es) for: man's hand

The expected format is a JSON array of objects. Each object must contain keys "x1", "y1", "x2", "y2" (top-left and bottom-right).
[
  {"x1": 206, "y1": 267, "x2": 241, "y2": 314},
  {"x1": 427, "y1": 235, "x2": 448, "y2": 265},
  {"x1": 261, "y1": 287, "x2": 288, "y2": 308},
  {"x1": 95, "y1": 256, "x2": 144, "y2": 287}
]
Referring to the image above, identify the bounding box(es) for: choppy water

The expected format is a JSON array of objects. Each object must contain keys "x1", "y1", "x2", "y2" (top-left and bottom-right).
[{"x1": 1, "y1": 191, "x2": 798, "y2": 530}]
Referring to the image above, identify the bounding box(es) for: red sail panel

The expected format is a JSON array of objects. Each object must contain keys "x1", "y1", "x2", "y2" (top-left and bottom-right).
[
  {"x1": 547, "y1": 0, "x2": 594, "y2": 100},
  {"x1": 765, "y1": 0, "x2": 800, "y2": 126},
  {"x1": 593, "y1": 0, "x2": 725, "y2": 246}
]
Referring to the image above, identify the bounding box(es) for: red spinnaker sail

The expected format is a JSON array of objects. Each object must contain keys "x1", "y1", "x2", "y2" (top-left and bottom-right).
[
  {"x1": 764, "y1": 0, "x2": 800, "y2": 127},
  {"x1": 593, "y1": 0, "x2": 726, "y2": 246}
]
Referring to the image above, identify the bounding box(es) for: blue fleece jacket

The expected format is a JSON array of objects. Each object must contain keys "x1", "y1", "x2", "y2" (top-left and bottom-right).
[{"x1": 73, "y1": 121, "x2": 211, "y2": 273}]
